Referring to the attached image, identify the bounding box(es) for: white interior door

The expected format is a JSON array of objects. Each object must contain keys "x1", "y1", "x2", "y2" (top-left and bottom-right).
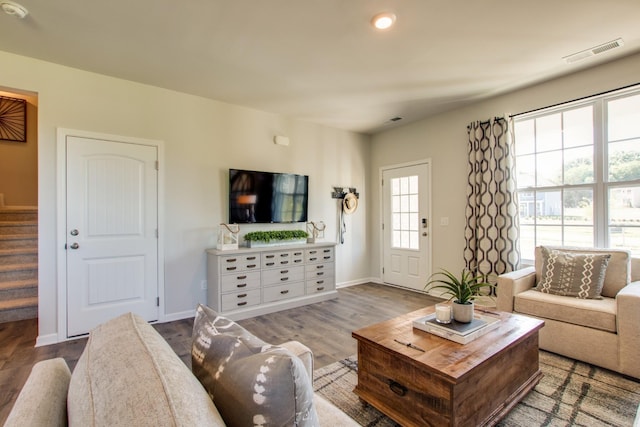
[
  {"x1": 382, "y1": 162, "x2": 431, "y2": 291},
  {"x1": 66, "y1": 136, "x2": 159, "y2": 337}
]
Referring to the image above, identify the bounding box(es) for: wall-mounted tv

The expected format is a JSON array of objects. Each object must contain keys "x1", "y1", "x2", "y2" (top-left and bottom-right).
[{"x1": 229, "y1": 169, "x2": 309, "y2": 224}]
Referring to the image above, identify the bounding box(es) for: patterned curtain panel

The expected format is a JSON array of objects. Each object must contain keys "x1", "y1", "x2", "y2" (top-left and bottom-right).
[{"x1": 464, "y1": 117, "x2": 520, "y2": 280}]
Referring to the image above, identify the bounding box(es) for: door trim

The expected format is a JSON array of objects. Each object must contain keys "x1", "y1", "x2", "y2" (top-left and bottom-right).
[
  {"x1": 379, "y1": 159, "x2": 432, "y2": 288},
  {"x1": 56, "y1": 128, "x2": 165, "y2": 342}
]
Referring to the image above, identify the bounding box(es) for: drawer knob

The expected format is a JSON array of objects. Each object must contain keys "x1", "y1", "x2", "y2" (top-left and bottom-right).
[
  {"x1": 389, "y1": 380, "x2": 407, "y2": 397},
  {"x1": 280, "y1": 289, "x2": 289, "y2": 294}
]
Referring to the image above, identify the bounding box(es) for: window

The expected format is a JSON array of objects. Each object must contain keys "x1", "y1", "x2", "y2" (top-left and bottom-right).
[{"x1": 514, "y1": 86, "x2": 640, "y2": 260}]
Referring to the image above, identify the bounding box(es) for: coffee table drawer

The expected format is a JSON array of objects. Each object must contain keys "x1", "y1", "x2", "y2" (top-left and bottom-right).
[{"x1": 356, "y1": 344, "x2": 451, "y2": 426}]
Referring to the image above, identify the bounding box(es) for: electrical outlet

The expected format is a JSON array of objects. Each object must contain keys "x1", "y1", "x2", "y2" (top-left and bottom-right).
[{"x1": 200, "y1": 280, "x2": 207, "y2": 290}]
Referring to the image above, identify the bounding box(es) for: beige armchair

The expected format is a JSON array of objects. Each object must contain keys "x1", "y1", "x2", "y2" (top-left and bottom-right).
[{"x1": 497, "y1": 246, "x2": 640, "y2": 380}]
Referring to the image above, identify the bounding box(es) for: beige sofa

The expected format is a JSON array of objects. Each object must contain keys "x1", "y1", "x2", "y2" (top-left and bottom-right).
[
  {"x1": 497, "y1": 246, "x2": 640, "y2": 380},
  {"x1": 5, "y1": 312, "x2": 358, "y2": 426}
]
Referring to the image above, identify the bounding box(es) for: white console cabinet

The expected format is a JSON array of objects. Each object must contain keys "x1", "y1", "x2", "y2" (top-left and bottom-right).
[{"x1": 206, "y1": 242, "x2": 337, "y2": 320}]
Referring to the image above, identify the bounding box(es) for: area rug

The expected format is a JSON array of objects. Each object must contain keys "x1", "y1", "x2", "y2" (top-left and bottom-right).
[{"x1": 313, "y1": 351, "x2": 640, "y2": 426}]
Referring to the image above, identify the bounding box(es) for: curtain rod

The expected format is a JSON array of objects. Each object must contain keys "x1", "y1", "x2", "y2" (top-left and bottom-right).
[{"x1": 509, "y1": 82, "x2": 640, "y2": 118}]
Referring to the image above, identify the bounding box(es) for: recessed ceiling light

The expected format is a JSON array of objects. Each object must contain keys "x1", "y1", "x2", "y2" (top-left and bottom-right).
[
  {"x1": 372, "y1": 12, "x2": 396, "y2": 30},
  {"x1": 0, "y1": 1, "x2": 28, "y2": 19}
]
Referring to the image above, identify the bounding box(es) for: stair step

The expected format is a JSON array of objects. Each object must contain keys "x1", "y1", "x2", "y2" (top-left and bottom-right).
[
  {"x1": 0, "y1": 221, "x2": 38, "y2": 235},
  {"x1": 0, "y1": 234, "x2": 37, "y2": 249},
  {"x1": 0, "y1": 263, "x2": 38, "y2": 281},
  {"x1": 0, "y1": 296, "x2": 38, "y2": 323},
  {"x1": 0, "y1": 208, "x2": 37, "y2": 222},
  {"x1": 0, "y1": 279, "x2": 37, "y2": 299},
  {"x1": 0, "y1": 247, "x2": 38, "y2": 265}
]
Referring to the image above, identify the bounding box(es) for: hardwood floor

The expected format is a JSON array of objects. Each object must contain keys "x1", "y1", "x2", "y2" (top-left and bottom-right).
[{"x1": 0, "y1": 283, "x2": 438, "y2": 424}]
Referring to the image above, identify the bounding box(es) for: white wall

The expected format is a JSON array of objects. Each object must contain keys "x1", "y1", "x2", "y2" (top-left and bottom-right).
[
  {"x1": 370, "y1": 52, "x2": 640, "y2": 278},
  {"x1": 0, "y1": 50, "x2": 371, "y2": 341}
]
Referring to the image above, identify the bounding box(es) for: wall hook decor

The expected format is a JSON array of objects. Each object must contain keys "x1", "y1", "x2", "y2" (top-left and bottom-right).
[{"x1": 331, "y1": 187, "x2": 359, "y2": 244}]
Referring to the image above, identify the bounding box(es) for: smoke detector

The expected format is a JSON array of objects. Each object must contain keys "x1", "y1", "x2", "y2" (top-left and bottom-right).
[
  {"x1": 1, "y1": 1, "x2": 29, "y2": 19},
  {"x1": 563, "y1": 38, "x2": 624, "y2": 64}
]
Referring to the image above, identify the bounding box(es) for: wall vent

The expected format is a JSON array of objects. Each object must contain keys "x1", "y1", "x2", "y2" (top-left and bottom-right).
[{"x1": 563, "y1": 38, "x2": 624, "y2": 64}]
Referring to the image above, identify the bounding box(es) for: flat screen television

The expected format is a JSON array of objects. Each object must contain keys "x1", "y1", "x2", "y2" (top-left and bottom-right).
[{"x1": 228, "y1": 169, "x2": 309, "y2": 223}]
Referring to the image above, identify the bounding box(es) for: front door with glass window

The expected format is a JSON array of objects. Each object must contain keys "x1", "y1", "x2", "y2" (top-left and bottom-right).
[{"x1": 382, "y1": 162, "x2": 431, "y2": 291}]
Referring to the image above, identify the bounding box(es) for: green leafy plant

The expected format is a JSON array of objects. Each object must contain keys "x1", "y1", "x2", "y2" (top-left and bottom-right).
[
  {"x1": 424, "y1": 268, "x2": 495, "y2": 304},
  {"x1": 243, "y1": 230, "x2": 308, "y2": 243}
]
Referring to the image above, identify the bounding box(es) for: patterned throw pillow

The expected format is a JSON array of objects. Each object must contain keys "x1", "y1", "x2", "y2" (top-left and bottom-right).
[
  {"x1": 191, "y1": 304, "x2": 319, "y2": 427},
  {"x1": 536, "y1": 247, "x2": 611, "y2": 299}
]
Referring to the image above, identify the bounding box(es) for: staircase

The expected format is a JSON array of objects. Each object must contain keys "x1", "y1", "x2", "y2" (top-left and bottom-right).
[{"x1": 0, "y1": 207, "x2": 38, "y2": 323}]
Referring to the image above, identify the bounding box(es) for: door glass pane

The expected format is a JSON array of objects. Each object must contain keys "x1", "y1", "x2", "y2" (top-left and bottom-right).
[{"x1": 390, "y1": 176, "x2": 419, "y2": 250}]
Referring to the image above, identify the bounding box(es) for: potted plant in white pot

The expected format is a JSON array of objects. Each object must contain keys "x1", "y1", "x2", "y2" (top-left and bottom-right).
[{"x1": 425, "y1": 268, "x2": 495, "y2": 323}]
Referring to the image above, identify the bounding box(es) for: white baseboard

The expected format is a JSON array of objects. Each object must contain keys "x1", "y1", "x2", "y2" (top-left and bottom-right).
[
  {"x1": 35, "y1": 333, "x2": 59, "y2": 347},
  {"x1": 160, "y1": 309, "x2": 197, "y2": 323},
  {"x1": 336, "y1": 277, "x2": 383, "y2": 288}
]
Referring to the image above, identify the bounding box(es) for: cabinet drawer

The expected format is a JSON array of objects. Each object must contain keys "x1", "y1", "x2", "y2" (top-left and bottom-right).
[
  {"x1": 262, "y1": 265, "x2": 305, "y2": 286},
  {"x1": 262, "y1": 250, "x2": 305, "y2": 268},
  {"x1": 305, "y1": 262, "x2": 334, "y2": 280},
  {"x1": 263, "y1": 282, "x2": 305, "y2": 303},
  {"x1": 306, "y1": 278, "x2": 335, "y2": 294},
  {"x1": 221, "y1": 289, "x2": 261, "y2": 311},
  {"x1": 220, "y1": 271, "x2": 261, "y2": 293},
  {"x1": 306, "y1": 247, "x2": 334, "y2": 264},
  {"x1": 221, "y1": 254, "x2": 261, "y2": 273}
]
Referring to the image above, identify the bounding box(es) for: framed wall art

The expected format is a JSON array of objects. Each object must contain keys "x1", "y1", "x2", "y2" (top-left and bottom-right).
[{"x1": 0, "y1": 95, "x2": 27, "y2": 142}]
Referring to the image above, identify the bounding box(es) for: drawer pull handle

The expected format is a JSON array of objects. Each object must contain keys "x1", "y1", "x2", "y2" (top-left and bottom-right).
[
  {"x1": 237, "y1": 301, "x2": 247, "y2": 306},
  {"x1": 281, "y1": 253, "x2": 289, "y2": 257},
  {"x1": 247, "y1": 256, "x2": 256, "y2": 260},
  {"x1": 310, "y1": 257, "x2": 317, "y2": 261},
  {"x1": 266, "y1": 262, "x2": 275, "y2": 266},
  {"x1": 238, "y1": 293, "x2": 247, "y2": 298},
  {"x1": 294, "y1": 252, "x2": 302, "y2": 256},
  {"x1": 324, "y1": 256, "x2": 331, "y2": 260},
  {"x1": 237, "y1": 275, "x2": 247, "y2": 279},
  {"x1": 247, "y1": 264, "x2": 256, "y2": 268},
  {"x1": 309, "y1": 250, "x2": 317, "y2": 254},
  {"x1": 294, "y1": 259, "x2": 302, "y2": 263},
  {"x1": 317, "y1": 280, "x2": 324, "y2": 285},
  {"x1": 281, "y1": 277, "x2": 289, "y2": 281},
  {"x1": 389, "y1": 381, "x2": 407, "y2": 397},
  {"x1": 280, "y1": 290, "x2": 289, "y2": 294},
  {"x1": 323, "y1": 249, "x2": 330, "y2": 253},
  {"x1": 317, "y1": 286, "x2": 325, "y2": 291},
  {"x1": 226, "y1": 258, "x2": 237, "y2": 262},
  {"x1": 237, "y1": 283, "x2": 247, "y2": 288},
  {"x1": 317, "y1": 265, "x2": 324, "y2": 269},
  {"x1": 281, "y1": 270, "x2": 289, "y2": 274},
  {"x1": 226, "y1": 267, "x2": 237, "y2": 271},
  {"x1": 281, "y1": 261, "x2": 289, "y2": 265},
  {"x1": 317, "y1": 272, "x2": 324, "y2": 276},
  {"x1": 266, "y1": 255, "x2": 275, "y2": 259}
]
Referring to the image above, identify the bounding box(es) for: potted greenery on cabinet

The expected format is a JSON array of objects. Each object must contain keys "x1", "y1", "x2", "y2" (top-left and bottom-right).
[
  {"x1": 425, "y1": 269, "x2": 495, "y2": 323},
  {"x1": 243, "y1": 230, "x2": 309, "y2": 248}
]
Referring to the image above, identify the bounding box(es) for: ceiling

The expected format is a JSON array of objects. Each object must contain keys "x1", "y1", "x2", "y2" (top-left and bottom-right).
[{"x1": 1, "y1": 0, "x2": 639, "y2": 134}]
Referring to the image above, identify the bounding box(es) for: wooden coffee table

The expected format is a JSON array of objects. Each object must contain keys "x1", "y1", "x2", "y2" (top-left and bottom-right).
[{"x1": 352, "y1": 307, "x2": 544, "y2": 426}]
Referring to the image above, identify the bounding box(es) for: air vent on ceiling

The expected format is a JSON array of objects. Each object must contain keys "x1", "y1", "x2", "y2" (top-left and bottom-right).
[{"x1": 563, "y1": 38, "x2": 624, "y2": 64}]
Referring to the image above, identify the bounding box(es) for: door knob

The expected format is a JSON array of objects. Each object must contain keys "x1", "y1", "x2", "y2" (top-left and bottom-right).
[
  {"x1": 69, "y1": 243, "x2": 80, "y2": 249},
  {"x1": 70, "y1": 229, "x2": 79, "y2": 236}
]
